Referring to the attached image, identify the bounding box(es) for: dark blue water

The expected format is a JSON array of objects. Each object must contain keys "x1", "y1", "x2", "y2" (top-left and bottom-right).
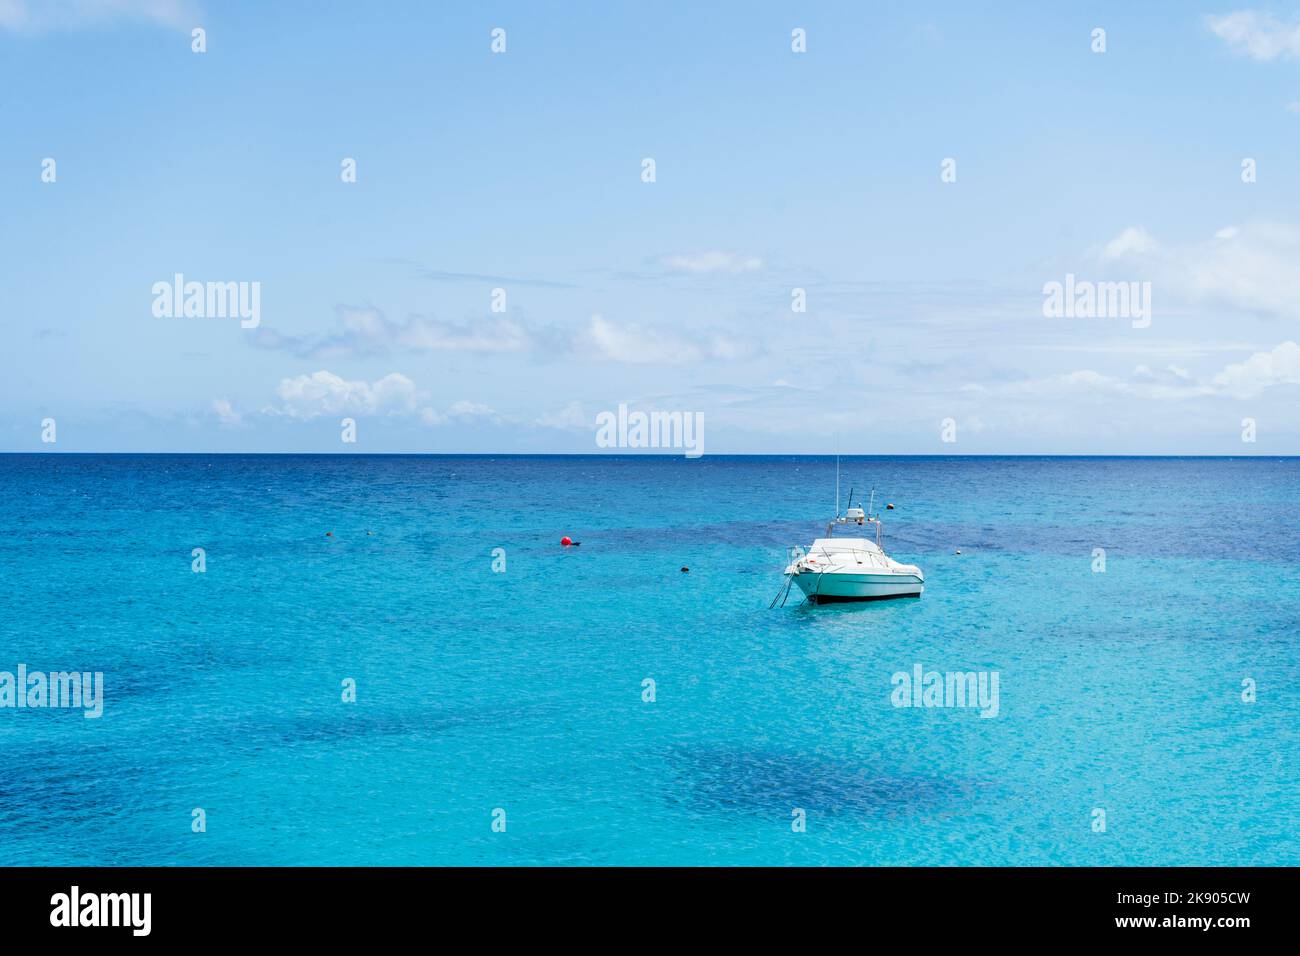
[{"x1": 0, "y1": 455, "x2": 1296, "y2": 864}]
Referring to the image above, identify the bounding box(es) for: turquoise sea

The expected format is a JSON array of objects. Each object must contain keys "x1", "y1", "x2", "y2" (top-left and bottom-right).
[{"x1": 0, "y1": 454, "x2": 1296, "y2": 866}]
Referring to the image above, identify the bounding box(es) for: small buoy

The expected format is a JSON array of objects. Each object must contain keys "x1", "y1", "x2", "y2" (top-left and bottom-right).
[
  {"x1": 886, "y1": 503, "x2": 895, "y2": 510},
  {"x1": 560, "y1": 536, "x2": 573, "y2": 547},
  {"x1": 680, "y1": 566, "x2": 689, "y2": 573},
  {"x1": 325, "y1": 532, "x2": 333, "y2": 537}
]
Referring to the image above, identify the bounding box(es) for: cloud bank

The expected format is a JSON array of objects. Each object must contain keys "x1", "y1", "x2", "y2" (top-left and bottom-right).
[
  {"x1": 1207, "y1": 11, "x2": 1300, "y2": 61},
  {"x1": 252, "y1": 308, "x2": 758, "y2": 365},
  {"x1": 1096, "y1": 221, "x2": 1300, "y2": 320}
]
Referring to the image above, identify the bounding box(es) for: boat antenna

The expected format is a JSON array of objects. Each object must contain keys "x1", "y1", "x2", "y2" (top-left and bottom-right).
[{"x1": 835, "y1": 435, "x2": 840, "y2": 519}]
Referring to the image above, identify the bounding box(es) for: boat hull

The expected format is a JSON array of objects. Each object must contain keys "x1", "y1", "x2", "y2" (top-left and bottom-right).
[{"x1": 790, "y1": 570, "x2": 923, "y2": 602}]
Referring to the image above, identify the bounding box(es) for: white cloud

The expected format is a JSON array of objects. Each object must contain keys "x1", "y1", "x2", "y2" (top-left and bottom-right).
[
  {"x1": 1100, "y1": 226, "x2": 1159, "y2": 261},
  {"x1": 420, "y1": 400, "x2": 502, "y2": 426},
  {"x1": 266, "y1": 371, "x2": 421, "y2": 421},
  {"x1": 0, "y1": 0, "x2": 197, "y2": 32},
  {"x1": 969, "y1": 369, "x2": 1179, "y2": 400},
  {"x1": 1210, "y1": 340, "x2": 1300, "y2": 397},
  {"x1": 253, "y1": 306, "x2": 536, "y2": 358},
  {"x1": 533, "y1": 401, "x2": 589, "y2": 430},
  {"x1": 976, "y1": 341, "x2": 1300, "y2": 401},
  {"x1": 587, "y1": 315, "x2": 698, "y2": 363},
  {"x1": 211, "y1": 397, "x2": 243, "y2": 427},
  {"x1": 584, "y1": 314, "x2": 754, "y2": 364},
  {"x1": 1180, "y1": 224, "x2": 1300, "y2": 319},
  {"x1": 390, "y1": 316, "x2": 534, "y2": 354},
  {"x1": 1097, "y1": 221, "x2": 1300, "y2": 319},
  {"x1": 256, "y1": 305, "x2": 758, "y2": 367},
  {"x1": 260, "y1": 369, "x2": 514, "y2": 428},
  {"x1": 660, "y1": 251, "x2": 763, "y2": 274},
  {"x1": 1206, "y1": 11, "x2": 1300, "y2": 61}
]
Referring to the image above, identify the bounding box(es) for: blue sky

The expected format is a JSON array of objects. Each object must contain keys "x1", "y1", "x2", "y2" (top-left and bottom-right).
[{"x1": 3, "y1": 0, "x2": 1299, "y2": 453}]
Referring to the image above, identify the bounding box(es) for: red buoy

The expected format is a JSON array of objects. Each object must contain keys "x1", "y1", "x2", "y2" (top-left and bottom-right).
[{"x1": 560, "y1": 536, "x2": 573, "y2": 546}]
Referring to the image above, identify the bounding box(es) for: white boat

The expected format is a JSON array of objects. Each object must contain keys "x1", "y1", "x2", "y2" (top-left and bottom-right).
[{"x1": 781, "y1": 489, "x2": 924, "y2": 604}]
